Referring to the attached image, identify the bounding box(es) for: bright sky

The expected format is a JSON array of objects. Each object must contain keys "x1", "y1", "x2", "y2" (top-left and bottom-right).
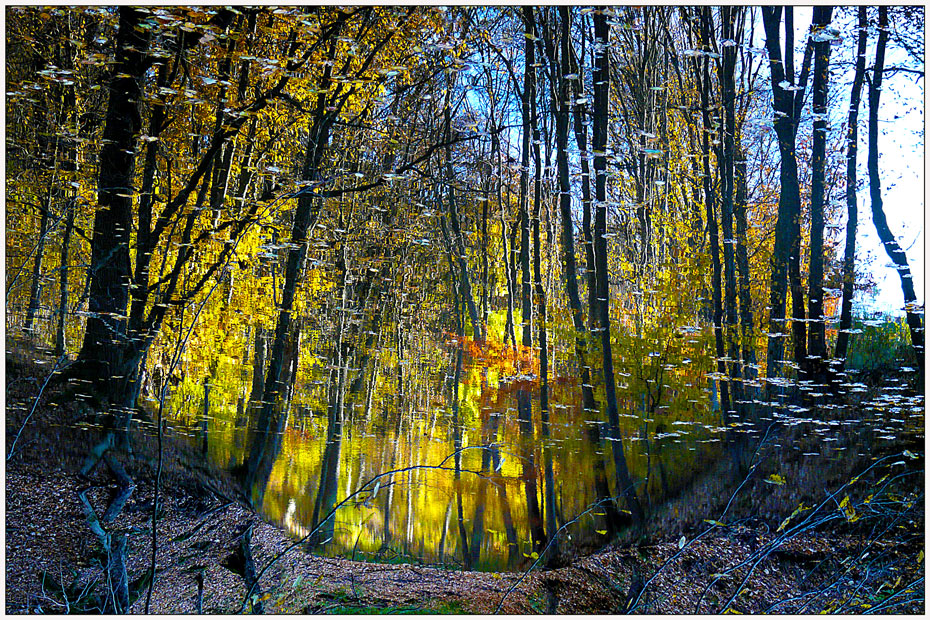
[
  {"x1": 816, "y1": 8, "x2": 924, "y2": 317},
  {"x1": 858, "y1": 59, "x2": 924, "y2": 316}
]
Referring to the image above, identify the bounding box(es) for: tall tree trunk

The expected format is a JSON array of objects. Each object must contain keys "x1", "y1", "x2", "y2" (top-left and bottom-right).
[
  {"x1": 733, "y1": 145, "x2": 757, "y2": 383},
  {"x1": 761, "y1": 7, "x2": 809, "y2": 393},
  {"x1": 309, "y1": 247, "x2": 351, "y2": 545},
  {"x1": 806, "y1": 7, "x2": 834, "y2": 384},
  {"x1": 244, "y1": 31, "x2": 342, "y2": 490},
  {"x1": 518, "y1": 6, "x2": 546, "y2": 553},
  {"x1": 592, "y1": 10, "x2": 645, "y2": 530},
  {"x1": 834, "y1": 7, "x2": 869, "y2": 366},
  {"x1": 468, "y1": 410, "x2": 493, "y2": 568},
  {"x1": 481, "y1": 164, "x2": 490, "y2": 337},
  {"x1": 493, "y1": 116, "x2": 518, "y2": 349},
  {"x1": 695, "y1": 10, "x2": 732, "y2": 418},
  {"x1": 528, "y1": 6, "x2": 557, "y2": 557},
  {"x1": 565, "y1": 33, "x2": 598, "y2": 333},
  {"x1": 451, "y1": 345, "x2": 471, "y2": 569},
  {"x1": 562, "y1": 7, "x2": 621, "y2": 535},
  {"x1": 75, "y1": 7, "x2": 151, "y2": 402},
  {"x1": 717, "y1": 7, "x2": 744, "y2": 411},
  {"x1": 867, "y1": 6, "x2": 924, "y2": 370},
  {"x1": 444, "y1": 75, "x2": 484, "y2": 343}
]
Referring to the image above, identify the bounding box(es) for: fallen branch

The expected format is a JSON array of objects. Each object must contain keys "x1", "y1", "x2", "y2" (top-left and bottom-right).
[{"x1": 627, "y1": 424, "x2": 777, "y2": 613}]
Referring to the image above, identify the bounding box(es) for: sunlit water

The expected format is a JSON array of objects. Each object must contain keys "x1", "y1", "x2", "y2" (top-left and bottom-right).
[{"x1": 166, "y1": 356, "x2": 923, "y2": 571}]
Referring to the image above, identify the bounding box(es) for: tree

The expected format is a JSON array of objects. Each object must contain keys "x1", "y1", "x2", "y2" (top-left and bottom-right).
[
  {"x1": 592, "y1": 8, "x2": 645, "y2": 530},
  {"x1": 516, "y1": 5, "x2": 547, "y2": 553},
  {"x1": 761, "y1": 7, "x2": 812, "y2": 391},
  {"x1": 866, "y1": 6, "x2": 924, "y2": 371},
  {"x1": 73, "y1": 7, "x2": 301, "y2": 447},
  {"x1": 834, "y1": 7, "x2": 869, "y2": 367},
  {"x1": 805, "y1": 7, "x2": 834, "y2": 384}
]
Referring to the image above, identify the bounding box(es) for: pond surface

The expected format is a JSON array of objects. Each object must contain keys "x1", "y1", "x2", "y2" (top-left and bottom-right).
[{"x1": 166, "y1": 348, "x2": 923, "y2": 572}]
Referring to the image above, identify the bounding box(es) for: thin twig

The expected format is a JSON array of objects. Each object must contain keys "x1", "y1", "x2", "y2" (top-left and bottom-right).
[
  {"x1": 145, "y1": 257, "x2": 240, "y2": 612},
  {"x1": 627, "y1": 423, "x2": 776, "y2": 613}
]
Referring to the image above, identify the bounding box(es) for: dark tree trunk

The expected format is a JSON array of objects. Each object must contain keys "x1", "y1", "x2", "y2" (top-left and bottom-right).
[
  {"x1": 493, "y1": 115, "x2": 518, "y2": 350},
  {"x1": 834, "y1": 7, "x2": 869, "y2": 366},
  {"x1": 76, "y1": 7, "x2": 151, "y2": 403},
  {"x1": 592, "y1": 10, "x2": 645, "y2": 530},
  {"x1": 562, "y1": 8, "x2": 621, "y2": 534},
  {"x1": 761, "y1": 7, "x2": 809, "y2": 392},
  {"x1": 733, "y1": 146, "x2": 757, "y2": 383},
  {"x1": 451, "y1": 346, "x2": 471, "y2": 569},
  {"x1": 565, "y1": 34, "x2": 598, "y2": 332},
  {"x1": 468, "y1": 410, "x2": 493, "y2": 567},
  {"x1": 481, "y1": 164, "x2": 490, "y2": 337},
  {"x1": 444, "y1": 75, "x2": 484, "y2": 343},
  {"x1": 695, "y1": 10, "x2": 732, "y2": 418},
  {"x1": 244, "y1": 30, "x2": 343, "y2": 487},
  {"x1": 716, "y1": 7, "x2": 744, "y2": 410},
  {"x1": 528, "y1": 6, "x2": 557, "y2": 557},
  {"x1": 518, "y1": 6, "x2": 546, "y2": 554},
  {"x1": 806, "y1": 7, "x2": 834, "y2": 384},
  {"x1": 867, "y1": 6, "x2": 924, "y2": 370}
]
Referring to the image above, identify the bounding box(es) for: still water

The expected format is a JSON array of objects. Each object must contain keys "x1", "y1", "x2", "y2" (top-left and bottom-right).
[{"x1": 168, "y1": 349, "x2": 922, "y2": 571}]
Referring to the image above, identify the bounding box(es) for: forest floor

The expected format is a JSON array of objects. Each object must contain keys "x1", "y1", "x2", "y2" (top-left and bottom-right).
[{"x1": 5, "y1": 339, "x2": 925, "y2": 614}]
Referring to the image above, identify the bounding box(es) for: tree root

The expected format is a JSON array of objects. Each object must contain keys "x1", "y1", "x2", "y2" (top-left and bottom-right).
[
  {"x1": 102, "y1": 453, "x2": 136, "y2": 522},
  {"x1": 77, "y1": 487, "x2": 129, "y2": 612},
  {"x1": 76, "y1": 438, "x2": 139, "y2": 612}
]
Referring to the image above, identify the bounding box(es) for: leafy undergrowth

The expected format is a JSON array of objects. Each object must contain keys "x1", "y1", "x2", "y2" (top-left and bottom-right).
[{"x1": 5, "y1": 339, "x2": 925, "y2": 614}]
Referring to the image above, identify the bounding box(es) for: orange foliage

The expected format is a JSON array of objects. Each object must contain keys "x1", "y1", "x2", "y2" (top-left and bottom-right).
[{"x1": 442, "y1": 332, "x2": 539, "y2": 378}]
